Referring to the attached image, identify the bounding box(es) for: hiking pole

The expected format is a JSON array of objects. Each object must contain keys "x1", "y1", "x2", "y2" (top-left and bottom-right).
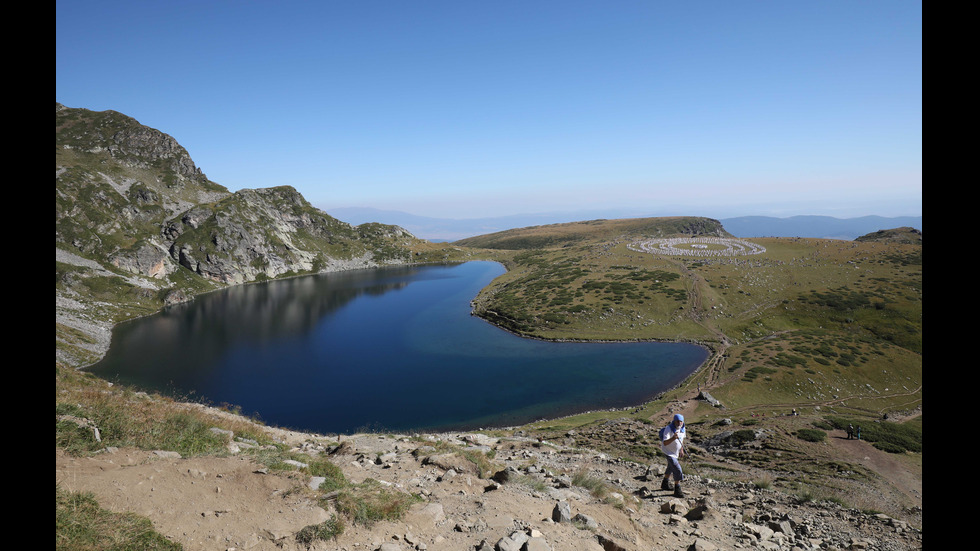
[{"x1": 684, "y1": 445, "x2": 704, "y2": 480}]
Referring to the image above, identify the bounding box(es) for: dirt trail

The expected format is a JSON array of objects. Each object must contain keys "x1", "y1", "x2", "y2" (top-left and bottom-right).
[{"x1": 827, "y1": 430, "x2": 923, "y2": 510}]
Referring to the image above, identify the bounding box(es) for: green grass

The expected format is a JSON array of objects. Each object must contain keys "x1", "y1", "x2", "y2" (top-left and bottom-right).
[
  {"x1": 710, "y1": 329, "x2": 921, "y2": 413},
  {"x1": 825, "y1": 416, "x2": 922, "y2": 453},
  {"x1": 332, "y1": 479, "x2": 421, "y2": 527},
  {"x1": 454, "y1": 216, "x2": 729, "y2": 250},
  {"x1": 308, "y1": 458, "x2": 348, "y2": 491},
  {"x1": 796, "y1": 428, "x2": 827, "y2": 442},
  {"x1": 56, "y1": 365, "x2": 271, "y2": 457},
  {"x1": 752, "y1": 475, "x2": 774, "y2": 490},
  {"x1": 409, "y1": 438, "x2": 500, "y2": 478},
  {"x1": 471, "y1": 236, "x2": 921, "y2": 359},
  {"x1": 514, "y1": 474, "x2": 550, "y2": 493},
  {"x1": 571, "y1": 467, "x2": 610, "y2": 499},
  {"x1": 471, "y1": 243, "x2": 712, "y2": 341},
  {"x1": 296, "y1": 514, "x2": 345, "y2": 544},
  {"x1": 56, "y1": 486, "x2": 182, "y2": 551}
]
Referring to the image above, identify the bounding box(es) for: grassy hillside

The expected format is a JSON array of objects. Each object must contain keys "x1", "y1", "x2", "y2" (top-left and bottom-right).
[
  {"x1": 470, "y1": 235, "x2": 920, "y2": 348},
  {"x1": 454, "y1": 216, "x2": 731, "y2": 250},
  {"x1": 468, "y1": 227, "x2": 921, "y2": 462}
]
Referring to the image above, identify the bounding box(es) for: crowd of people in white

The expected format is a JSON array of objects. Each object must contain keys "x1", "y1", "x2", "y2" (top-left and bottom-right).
[{"x1": 628, "y1": 237, "x2": 767, "y2": 257}]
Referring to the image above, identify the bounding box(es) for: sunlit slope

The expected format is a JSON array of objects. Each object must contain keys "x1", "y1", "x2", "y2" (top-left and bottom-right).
[
  {"x1": 454, "y1": 216, "x2": 731, "y2": 250},
  {"x1": 471, "y1": 242, "x2": 712, "y2": 341},
  {"x1": 469, "y1": 233, "x2": 921, "y2": 354},
  {"x1": 709, "y1": 329, "x2": 921, "y2": 415}
]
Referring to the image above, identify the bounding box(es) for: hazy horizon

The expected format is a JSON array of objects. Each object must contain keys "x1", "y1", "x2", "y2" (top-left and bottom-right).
[
  {"x1": 320, "y1": 205, "x2": 922, "y2": 242},
  {"x1": 321, "y1": 205, "x2": 923, "y2": 223},
  {"x1": 57, "y1": 2, "x2": 921, "y2": 221}
]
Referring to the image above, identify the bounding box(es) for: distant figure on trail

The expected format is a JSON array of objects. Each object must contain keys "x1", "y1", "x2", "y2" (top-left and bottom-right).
[
  {"x1": 658, "y1": 413, "x2": 687, "y2": 498},
  {"x1": 856, "y1": 426, "x2": 862, "y2": 440},
  {"x1": 847, "y1": 424, "x2": 854, "y2": 439}
]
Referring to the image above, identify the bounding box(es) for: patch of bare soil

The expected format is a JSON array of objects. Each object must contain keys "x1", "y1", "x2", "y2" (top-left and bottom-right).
[
  {"x1": 56, "y1": 448, "x2": 330, "y2": 549},
  {"x1": 826, "y1": 428, "x2": 922, "y2": 512}
]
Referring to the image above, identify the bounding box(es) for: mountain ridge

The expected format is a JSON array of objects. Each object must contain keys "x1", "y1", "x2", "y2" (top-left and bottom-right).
[{"x1": 323, "y1": 207, "x2": 922, "y2": 242}]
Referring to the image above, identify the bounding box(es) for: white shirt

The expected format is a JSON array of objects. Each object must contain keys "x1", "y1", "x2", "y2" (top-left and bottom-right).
[{"x1": 661, "y1": 423, "x2": 685, "y2": 458}]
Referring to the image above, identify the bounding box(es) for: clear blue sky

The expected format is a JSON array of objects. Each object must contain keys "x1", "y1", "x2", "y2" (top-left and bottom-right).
[{"x1": 56, "y1": 1, "x2": 921, "y2": 220}]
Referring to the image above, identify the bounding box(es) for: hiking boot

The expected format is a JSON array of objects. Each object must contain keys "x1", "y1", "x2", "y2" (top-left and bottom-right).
[
  {"x1": 661, "y1": 478, "x2": 672, "y2": 491},
  {"x1": 673, "y1": 483, "x2": 685, "y2": 498}
]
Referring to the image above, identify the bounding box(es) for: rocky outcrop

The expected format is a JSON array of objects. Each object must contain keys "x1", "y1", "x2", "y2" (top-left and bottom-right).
[
  {"x1": 109, "y1": 239, "x2": 176, "y2": 279},
  {"x1": 56, "y1": 102, "x2": 207, "y2": 182},
  {"x1": 162, "y1": 186, "x2": 418, "y2": 284},
  {"x1": 696, "y1": 390, "x2": 722, "y2": 407},
  {"x1": 57, "y1": 103, "x2": 425, "y2": 285}
]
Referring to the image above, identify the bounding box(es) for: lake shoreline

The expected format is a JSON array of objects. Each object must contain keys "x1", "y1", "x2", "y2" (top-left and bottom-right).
[{"x1": 80, "y1": 260, "x2": 719, "y2": 436}]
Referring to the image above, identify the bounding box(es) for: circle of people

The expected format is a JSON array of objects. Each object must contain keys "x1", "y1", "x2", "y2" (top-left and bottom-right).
[{"x1": 628, "y1": 237, "x2": 767, "y2": 257}]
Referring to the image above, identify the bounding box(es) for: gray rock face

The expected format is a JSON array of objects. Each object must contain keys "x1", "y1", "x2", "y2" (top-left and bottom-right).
[
  {"x1": 163, "y1": 186, "x2": 420, "y2": 285},
  {"x1": 58, "y1": 104, "x2": 424, "y2": 287},
  {"x1": 495, "y1": 530, "x2": 528, "y2": 551},
  {"x1": 110, "y1": 240, "x2": 176, "y2": 278},
  {"x1": 697, "y1": 390, "x2": 722, "y2": 407}
]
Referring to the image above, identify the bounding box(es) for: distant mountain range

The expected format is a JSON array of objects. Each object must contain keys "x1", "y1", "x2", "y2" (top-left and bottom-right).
[
  {"x1": 717, "y1": 215, "x2": 922, "y2": 241},
  {"x1": 323, "y1": 207, "x2": 922, "y2": 242},
  {"x1": 323, "y1": 207, "x2": 616, "y2": 242}
]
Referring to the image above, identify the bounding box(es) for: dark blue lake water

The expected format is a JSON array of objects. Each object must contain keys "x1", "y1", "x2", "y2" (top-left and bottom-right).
[{"x1": 89, "y1": 261, "x2": 708, "y2": 434}]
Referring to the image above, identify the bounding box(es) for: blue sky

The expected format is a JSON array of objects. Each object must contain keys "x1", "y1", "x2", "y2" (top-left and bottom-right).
[{"x1": 56, "y1": 1, "x2": 921, "y2": 220}]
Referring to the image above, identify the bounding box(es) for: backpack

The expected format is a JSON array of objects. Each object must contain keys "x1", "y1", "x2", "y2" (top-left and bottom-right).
[{"x1": 659, "y1": 423, "x2": 684, "y2": 442}]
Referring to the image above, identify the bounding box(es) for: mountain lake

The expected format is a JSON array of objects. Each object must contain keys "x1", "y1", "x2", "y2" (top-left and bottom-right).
[{"x1": 89, "y1": 261, "x2": 709, "y2": 435}]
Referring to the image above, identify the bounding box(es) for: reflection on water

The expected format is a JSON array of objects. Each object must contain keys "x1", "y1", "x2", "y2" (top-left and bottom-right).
[{"x1": 90, "y1": 262, "x2": 708, "y2": 434}]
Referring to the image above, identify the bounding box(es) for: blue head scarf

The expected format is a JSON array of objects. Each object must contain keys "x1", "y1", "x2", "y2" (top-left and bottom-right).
[{"x1": 670, "y1": 413, "x2": 686, "y2": 434}]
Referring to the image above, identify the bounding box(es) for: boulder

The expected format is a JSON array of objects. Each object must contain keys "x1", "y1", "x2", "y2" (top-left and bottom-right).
[{"x1": 552, "y1": 500, "x2": 572, "y2": 523}]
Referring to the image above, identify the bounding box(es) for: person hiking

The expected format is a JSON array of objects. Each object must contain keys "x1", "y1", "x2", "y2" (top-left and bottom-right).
[
  {"x1": 659, "y1": 413, "x2": 687, "y2": 497},
  {"x1": 847, "y1": 424, "x2": 854, "y2": 440}
]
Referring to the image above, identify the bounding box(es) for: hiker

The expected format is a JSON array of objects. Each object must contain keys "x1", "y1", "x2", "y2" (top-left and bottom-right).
[
  {"x1": 856, "y1": 426, "x2": 861, "y2": 440},
  {"x1": 659, "y1": 413, "x2": 687, "y2": 497},
  {"x1": 847, "y1": 424, "x2": 854, "y2": 439}
]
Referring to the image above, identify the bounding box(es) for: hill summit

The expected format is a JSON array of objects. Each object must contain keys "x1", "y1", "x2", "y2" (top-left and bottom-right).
[
  {"x1": 453, "y1": 217, "x2": 731, "y2": 250},
  {"x1": 854, "y1": 227, "x2": 922, "y2": 245}
]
